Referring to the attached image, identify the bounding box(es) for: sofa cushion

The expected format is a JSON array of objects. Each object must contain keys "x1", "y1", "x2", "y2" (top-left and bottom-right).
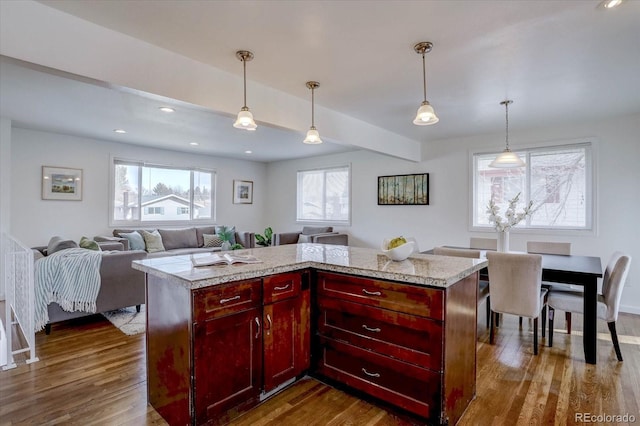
[
  {"x1": 118, "y1": 231, "x2": 146, "y2": 251},
  {"x1": 195, "y1": 226, "x2": 217, "y2": 247},
  {"x1": 215, "y1": 225, "x2": 237, "y2": 245},
  {"x1": 203, "y1": 234, "x2": 224, "y2": 247},
  {"x1": 302, "y1": 226, "x2": 333, "y2": 235},
  {"x1": 47, "y1": 236, "x2": 78, "y2": 255},
  {"x1": 79, "y1": 236, "x2": 101, "y2": 251},
  {"x1": 140, "y1": 230, "x2": 165, "y2": 253},
  {"x1": 158, "y1": 228, "x2": 198, "y2": 250}
]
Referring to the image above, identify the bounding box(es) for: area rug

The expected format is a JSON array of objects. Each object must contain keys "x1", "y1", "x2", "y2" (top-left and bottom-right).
[{"x1": 102, "y1": 305, "x2": 146, "y2": 336}]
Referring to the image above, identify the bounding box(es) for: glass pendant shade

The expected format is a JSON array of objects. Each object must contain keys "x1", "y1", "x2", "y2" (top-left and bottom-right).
[
  {"x1": 489, "y1": 149, "x2": 525, "y2": 168},
  {"x1": 303, "y1": 126, "x2": 322, "y2": 144},
  {"x1": 233, "y1": 107, "x2": 257, "y2": 131},
  {"x1": 413, "y1": 101, "x2": 439, "y2": 126}
]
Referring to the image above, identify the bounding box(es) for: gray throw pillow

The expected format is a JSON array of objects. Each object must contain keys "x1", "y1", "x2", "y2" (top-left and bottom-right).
[
  {"x1": 214, "y1": 225, "x2": 236, "y2": 245},
  {"x1": 140, "y1": 230, "x2": 165, "y2": 253},
  {"x1": 302, "y1": 226, "x2": 333, "y2": 235},
  {"x1": 203, "y1": 234, "x2": 224, "y2": 248},
  {"x1": 297, "y1": 234, "x2": 312, "y2": 243},
  {"x1": 118, "y1": 231, "x2": 146, "y2": 251},
  {"x1": 47, "y1": 236, "x2": 78, "y2": 255}
]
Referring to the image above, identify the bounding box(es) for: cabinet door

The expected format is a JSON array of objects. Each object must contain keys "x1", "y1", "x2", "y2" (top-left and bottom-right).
[
  {"x1": 193, "y1": 307, "x2": 262, "y2": 424},
  {"x1": 263, "y1": 298, "x2": 299, "y2": 392}
]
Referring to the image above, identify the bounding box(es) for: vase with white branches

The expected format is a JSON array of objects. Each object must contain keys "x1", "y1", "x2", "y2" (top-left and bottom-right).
[{"x1": 486, "y1": 192, "x2": 533, "y2": 252}]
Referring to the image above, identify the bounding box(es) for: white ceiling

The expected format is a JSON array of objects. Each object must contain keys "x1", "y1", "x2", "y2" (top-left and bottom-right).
[{"x1": 2, "y1": 0, "x2": 640, "y2": 162}]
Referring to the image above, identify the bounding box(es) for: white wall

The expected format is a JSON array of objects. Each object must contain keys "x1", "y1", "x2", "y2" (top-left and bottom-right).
[
  {"x1": 266, "y1": 113, "x2": 640, "y2": 314},
  {"x1": 10, "y1": 128, "x2": 268, "y2": 247},
  {"x1": 0, "y1": 117, "x2": 12, "y2": 299}
]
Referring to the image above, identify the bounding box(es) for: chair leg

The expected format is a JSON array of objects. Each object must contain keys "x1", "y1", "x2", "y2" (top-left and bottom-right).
[
  {"x1": 136, "y1": 304, "x2": 141, "y2": 313},
  {"x1": 607, "y1": 322, "x2": 623, "y2": 362},
  {"x1": 45, "y1": 323, "x2": 51, "y2": 335},
  {"x1": 548, "y1": 307, "x2": 555, "y2": 347},
  {"x1": 519, "y1": 316, "x2": 523, "y2": 328},
  {"x1": 533, "y1": 318, "x2": 539, "y2": 355},
  {"x1": 490, "y1": 311, "x2": 496, "y2": 344},
  {"x1": 541, "y1": 305, "x2": 547, "y2": 338},
  {"x1": 485, "y1": 296, "x2": 491, "y2": 329},
  {"x1": 565, "y1": 312, "x2": 572, "y2": 334}
]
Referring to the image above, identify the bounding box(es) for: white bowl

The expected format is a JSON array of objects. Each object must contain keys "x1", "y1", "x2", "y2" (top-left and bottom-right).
[{"x1": 381, "y1": 239, "x2": 415, "y2": 261}]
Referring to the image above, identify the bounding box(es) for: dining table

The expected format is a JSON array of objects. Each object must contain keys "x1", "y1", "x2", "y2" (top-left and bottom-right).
[{"x1": 425, "y1": 248, "x2": 603, "y2": 364}]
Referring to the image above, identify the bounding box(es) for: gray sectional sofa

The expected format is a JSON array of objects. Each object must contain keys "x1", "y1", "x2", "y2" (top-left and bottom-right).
[
  {"x1": 96, "y1": 226, "x2": 255, "y2": 258},
  {"x1": 33, "y1": 239, "x2": 147, "y2": 334}
]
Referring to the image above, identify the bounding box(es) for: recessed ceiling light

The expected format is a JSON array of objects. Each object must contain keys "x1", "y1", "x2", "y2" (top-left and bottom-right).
[
  {"x1": 159, "y1": 107, "x2": 175, "y2": 113},
  {"x1": 245, "y1": 150, "x2": 252, "y2": 154},
  {"x1": 189, "y1": 142, "x2": 199, "y2": 146},
  {"x1": 602, "y1": 0, "x2": 622, "y2": 8},
  {"x1": 113, "y1": 129, "x2": 127, "y2": 134}
]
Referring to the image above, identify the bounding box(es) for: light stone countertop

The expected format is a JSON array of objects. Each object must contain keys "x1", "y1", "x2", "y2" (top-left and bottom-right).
[{"x1": 132, "y1": 243, "x2": 488, "y2": 291}]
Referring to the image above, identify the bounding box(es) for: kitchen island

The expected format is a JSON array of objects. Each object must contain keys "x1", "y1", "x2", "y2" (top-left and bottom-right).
[{"x1": 132, "y1": 243, "x2": 487, "y2": 425}]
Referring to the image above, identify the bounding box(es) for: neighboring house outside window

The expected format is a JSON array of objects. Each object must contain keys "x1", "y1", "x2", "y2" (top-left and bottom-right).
[
  {"x1": 297, "y1": 165, "x2": 351, "y2": 225},
  {"x1": 111, "y1": 158, "x2": 215, "y2": 225},
  {"x1": 472, "y1": 142, "x2": 593, "y2": 231}
]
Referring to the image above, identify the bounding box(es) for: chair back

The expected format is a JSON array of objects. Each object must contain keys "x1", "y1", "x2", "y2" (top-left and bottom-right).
[
  {"x1": 433, "y1": 247, "x2": 481, "y2": 259},
  {"x1": 487, "y1": 251, "x2": 543, "y2": 318},
  {"x1": 601, "y1": 252, "x2": 631, "y2": 322},
  {"x1": 527, "y1": 241, "x2": 571, "y2": 255},
  {"x1": 470, "y1": 237, "x2": 497, "y2": 250}
]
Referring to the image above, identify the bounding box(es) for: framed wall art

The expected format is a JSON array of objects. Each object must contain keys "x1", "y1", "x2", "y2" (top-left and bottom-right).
[
  {"x1": 233, "y1": 180, "x2": 253, "y2": 204},
  {"x1": 42, "y1": 166, "x2": 83, "y2": 201},
  {"x1": 377, "y1": 173, "x2": 429, "y2": 205}
]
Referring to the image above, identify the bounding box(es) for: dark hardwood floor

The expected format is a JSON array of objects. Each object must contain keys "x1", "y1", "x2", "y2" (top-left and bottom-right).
[{"x1": 1, "y1": 305, "x2": 639, "y2": 425}]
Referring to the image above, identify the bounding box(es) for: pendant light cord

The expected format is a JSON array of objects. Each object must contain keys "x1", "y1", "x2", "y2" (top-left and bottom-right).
[
  {"x1": 422, "y1": 53, "x2": 427, "y2": 102},
  {"x1": 242, "y1": 57, "x2": 247, "y2": 108},
  {"x1": 505, "y1": 101, "x2": 510, "y2": 150},
  {"x1": 311, "y1": 87, "x2": 315, "y2": 127}
]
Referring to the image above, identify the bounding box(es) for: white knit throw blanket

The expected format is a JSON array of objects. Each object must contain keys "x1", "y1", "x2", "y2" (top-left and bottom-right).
[{"x1": 34, "y1": 248, "x2": 102, "y2": 332}]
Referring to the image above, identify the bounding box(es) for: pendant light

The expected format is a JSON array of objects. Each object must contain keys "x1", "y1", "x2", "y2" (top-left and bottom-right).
[
  {"x1": 303, "y1": 81, "x2": 322, "y2": 144},
  {"x1": 489, "y1": 100, "x2": 525, "y2": 168},
  {"x1": 233, "y1": 50, "x2": 257, "y2": 131},
  {"x1": 413, "y1": 41, "x2": 439, "y2": 126}
]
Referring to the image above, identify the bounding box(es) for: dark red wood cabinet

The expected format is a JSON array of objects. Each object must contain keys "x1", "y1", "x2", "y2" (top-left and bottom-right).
[{"x1": 313, "y1": 271, "x2": 478, "y2": 426}]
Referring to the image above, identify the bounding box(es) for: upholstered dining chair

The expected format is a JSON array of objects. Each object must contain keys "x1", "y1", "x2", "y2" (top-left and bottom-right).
[
  {"x1": 434, "y1": 247, "x2": 490, "y2": 328},
  {"x1": 547, "y1": 252, "x2": 631, "y2": 361},
  {"x1": 526, "y1": 241, "x2": 573, "y2": 331},
  {"x1": 486, "y1": 251, "x2": 547, "y2": 355},
  {"x1": 470, "y1": 237, "x2": 498, "y2": 251}
]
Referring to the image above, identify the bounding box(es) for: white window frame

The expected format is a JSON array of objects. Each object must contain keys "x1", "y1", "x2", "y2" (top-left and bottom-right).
[
  {"x1": 296, "y1": 164, "x2": 351, "y2": 226},
  {"x1": 470, "y1": 140, "x2": 596, "y2": 235},
  {"x1": 109, "y1": 156, "x2": 216, "y2": 227}
]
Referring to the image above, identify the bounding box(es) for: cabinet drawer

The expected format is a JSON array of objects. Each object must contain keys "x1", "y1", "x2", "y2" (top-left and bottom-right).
[
  {"x1": 317, "y1": 337, "x2": 440, "y2": 419},
  {"x1": 317, "y1": 297, "x2": 442, "y2": 371},
  {"x1": 316, "y1": 271, "x2": 443, "y2": 320},
  {"x1": 193, "y1": 279, "x2": 262, "y2": 322},
  {"x1": 263, "y1": 272, "x2": 301, "y2": 304}
]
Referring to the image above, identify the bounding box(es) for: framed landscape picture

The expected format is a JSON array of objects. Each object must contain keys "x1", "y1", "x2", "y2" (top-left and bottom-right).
[
  {"x1": 42, "y1": 166, "x2": 83, "y2": 201},
  {"x1": 377, "y1": 173, "x2": 429, "y2": 205},
  {"x1": 233, "y1": 180, "x2": 253, "y2": 204}
]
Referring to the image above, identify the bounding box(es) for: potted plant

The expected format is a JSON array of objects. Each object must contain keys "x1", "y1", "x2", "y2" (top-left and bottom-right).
[
  {"x1": 255, "y1": 227, "x2": 273, "y2": 247},
  {"x1": 217, "y1": 226, "x2": 234, "y2": 251}
]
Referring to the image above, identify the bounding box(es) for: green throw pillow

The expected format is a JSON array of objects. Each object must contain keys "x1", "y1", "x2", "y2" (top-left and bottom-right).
[
  {"x1": 118, "y1": 231, "x2": 146, "y2": 251},
  {"x1": 140, "y1": 229, "x2": 165, "y2": 253},
  {"x1": 79, "y1": 236, "x2": 101, "y2": 251}
]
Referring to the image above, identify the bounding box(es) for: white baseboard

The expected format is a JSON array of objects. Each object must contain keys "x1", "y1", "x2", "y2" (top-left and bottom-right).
[{"x1": 620, "y1": 304, "x2": 640, "y2": 315}]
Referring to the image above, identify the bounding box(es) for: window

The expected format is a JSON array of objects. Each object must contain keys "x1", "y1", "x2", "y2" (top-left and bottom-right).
[
  {"x1": 297, "y1": 165, "x2": 350, "y2": 224},
  {"x1": 473, "y1": 142, "x2": 593, "y2": 231},
  {"x1": 112, "y1": 159, "x2": 215, "y2": 225}
]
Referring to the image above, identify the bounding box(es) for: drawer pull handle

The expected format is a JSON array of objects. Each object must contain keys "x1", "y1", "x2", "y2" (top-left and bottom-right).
[
  {"x1": 220, "y1": 295, "x2": 241, "y2": 304},
  {"x1": 254, "y1": 317, "x2": 261, "y2": 339},
  {"x1": 362, "y1": 325, "x2": 381, "y2": 333},
  {"x1": 362, "y1": 289, "x2": 382, "y2": 296},
  {"x1": 361, "y1": 368, "x2": 381, "y2": 378},
  {"x1": 274, "y1": 284, "x2": 290, "y2": 291}
]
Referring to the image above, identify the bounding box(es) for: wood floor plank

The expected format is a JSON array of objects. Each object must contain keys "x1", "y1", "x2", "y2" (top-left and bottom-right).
[{"x1": 1, "y1": 309, "x2": 639, "y2": 425}]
